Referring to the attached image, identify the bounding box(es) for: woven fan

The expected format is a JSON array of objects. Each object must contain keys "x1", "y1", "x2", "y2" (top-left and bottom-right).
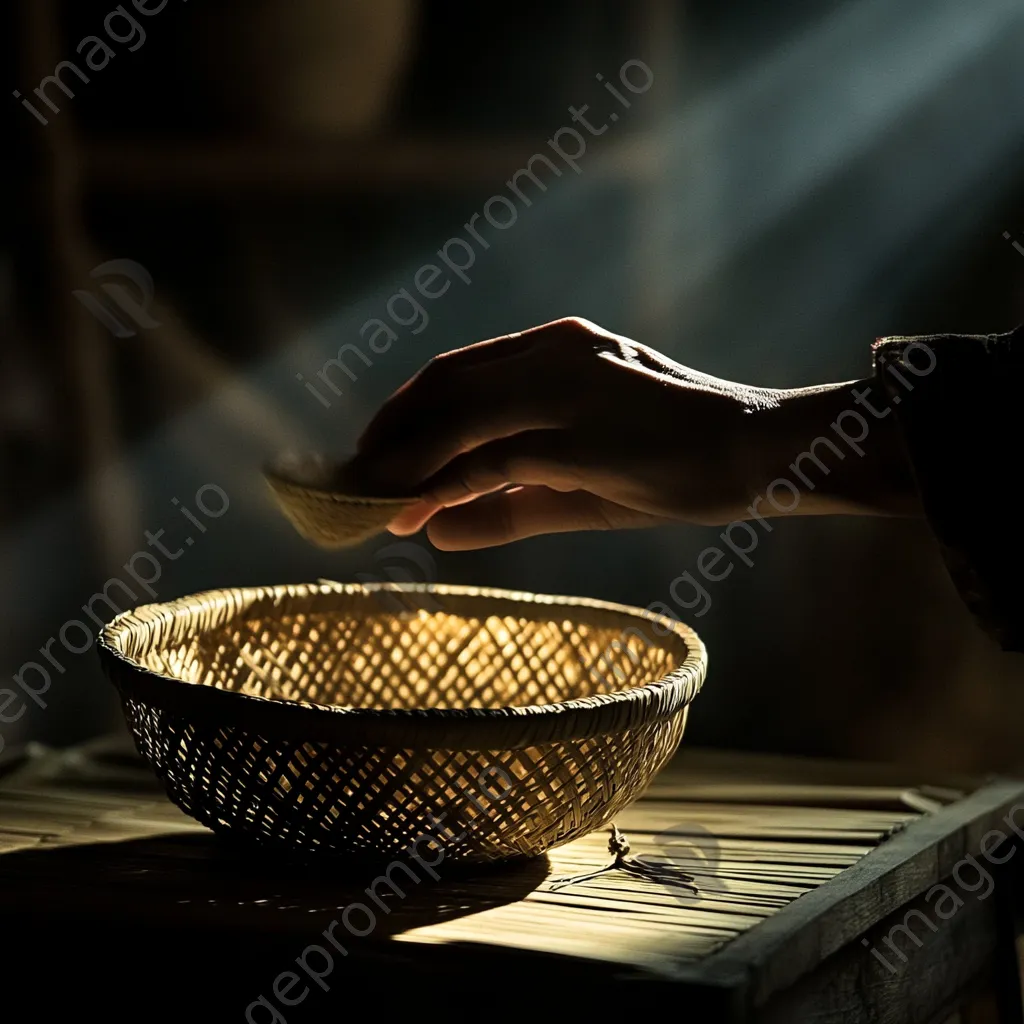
[{"x1": 264, "y1": 451, "x2": 418, "y2": 548}]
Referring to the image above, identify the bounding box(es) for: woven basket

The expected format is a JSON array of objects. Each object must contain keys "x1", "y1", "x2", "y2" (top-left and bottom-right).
[{"x1": 98, "y1": 582, "x2": 707, "y2": 864}]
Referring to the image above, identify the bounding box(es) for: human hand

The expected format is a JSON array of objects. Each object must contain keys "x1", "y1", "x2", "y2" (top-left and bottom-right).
[{"x1": 346, "y1": 317, "x2": 790, "y2": 549}]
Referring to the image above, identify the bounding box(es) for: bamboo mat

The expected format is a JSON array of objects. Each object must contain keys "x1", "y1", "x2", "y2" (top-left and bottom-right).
[{"x1": 0, "y1": 738, "x2": 963, "y2": 977}]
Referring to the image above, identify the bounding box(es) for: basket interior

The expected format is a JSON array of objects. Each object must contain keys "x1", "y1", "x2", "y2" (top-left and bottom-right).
[{"x1": 109, "y1": 585, "x2": 691, "y2": 712}]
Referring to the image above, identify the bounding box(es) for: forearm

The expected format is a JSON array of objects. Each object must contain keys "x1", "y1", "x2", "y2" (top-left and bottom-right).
[{"x1": 737, "y1": 378, "x2": 921, "y2": 519}]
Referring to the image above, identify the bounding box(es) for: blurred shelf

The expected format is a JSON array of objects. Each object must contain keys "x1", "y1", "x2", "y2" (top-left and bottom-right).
[{"x1": 81, "y1": 134, "x2": 662, "y2": 192}]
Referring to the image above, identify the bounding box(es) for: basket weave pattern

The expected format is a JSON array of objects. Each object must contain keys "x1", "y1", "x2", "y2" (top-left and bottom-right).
[{"x1": 100, "y1": 583, "x2": 706, "y2": 863}]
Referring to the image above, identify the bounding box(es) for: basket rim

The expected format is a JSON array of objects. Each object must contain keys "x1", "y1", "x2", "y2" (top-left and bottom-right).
[{"x1": 97, "y1": 582, "x2": 707, "y2": 748}]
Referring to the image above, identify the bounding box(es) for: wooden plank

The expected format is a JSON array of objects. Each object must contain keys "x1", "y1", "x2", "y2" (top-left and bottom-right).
[
  {"x1": 644, "y1": 783, "x2": 954, "y2": 813},
  {"x1": 756, "y1": 878, "x2": 1011, "y2": 1024},
  {"x1": 81, "y1": 135, "x2": 660, "y2": 192},
  {"x1": 666, "y1": 778, "x2": 1024, "y2": 1013},
  {"x1": 664, "y1": 748, "x2": 982, "y2": 793}
]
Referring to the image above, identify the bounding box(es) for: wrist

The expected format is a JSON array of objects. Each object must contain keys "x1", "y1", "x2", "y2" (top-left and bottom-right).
[{"x1": 736, "y1": 379, "x2": 921, "y2": 518}]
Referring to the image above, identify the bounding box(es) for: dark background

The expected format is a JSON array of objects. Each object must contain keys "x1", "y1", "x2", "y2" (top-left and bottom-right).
[{"x1": 4, "y1": 0, "x2": 1024, "y2": 771}]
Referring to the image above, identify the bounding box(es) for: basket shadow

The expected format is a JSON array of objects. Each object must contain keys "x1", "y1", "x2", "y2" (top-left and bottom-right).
[{"x1": 0, "y1": 828, "x2": 552, "y2": 939}]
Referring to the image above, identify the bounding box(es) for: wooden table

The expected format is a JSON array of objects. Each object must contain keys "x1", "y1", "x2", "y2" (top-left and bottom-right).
[{"x1": 2, "y1": 737, "x2": 1023, "y2": 1022}]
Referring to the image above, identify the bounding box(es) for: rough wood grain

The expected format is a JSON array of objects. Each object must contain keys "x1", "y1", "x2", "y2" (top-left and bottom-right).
[{"x1": 2, "y1": 739, "x2": 1021, "y2": 1023}]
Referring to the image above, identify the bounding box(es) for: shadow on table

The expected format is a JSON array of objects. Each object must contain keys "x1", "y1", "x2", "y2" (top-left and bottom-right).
[
  {"x1": 0, "y1": 828, "x2": 551, "y2": 936},
  {"x1": 3, "y1": 829, "x2": 555, "y2": 1011}
]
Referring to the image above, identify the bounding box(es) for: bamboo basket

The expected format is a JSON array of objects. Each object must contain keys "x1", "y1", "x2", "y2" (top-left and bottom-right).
[{"x1": 98, "y1": 582, "x2": 707, "y2": 864}]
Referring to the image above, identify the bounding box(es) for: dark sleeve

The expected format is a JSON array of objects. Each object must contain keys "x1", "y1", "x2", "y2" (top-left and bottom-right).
[{"x1": 872, "y1": 324, "x2": 1024, "y2": 651}]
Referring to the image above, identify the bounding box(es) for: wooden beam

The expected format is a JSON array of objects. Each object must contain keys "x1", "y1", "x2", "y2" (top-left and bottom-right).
[
  {"x1": 670, "y1": 778, "x2": 1024, "y2": 1013},
  {"x1": 80, "y1": 135, "x2": 660, "y2": 192}
]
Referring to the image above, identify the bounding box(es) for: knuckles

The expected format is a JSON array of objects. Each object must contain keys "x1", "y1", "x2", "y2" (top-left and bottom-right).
[
  {"x1": 549, "y1": 317, "x2": 624, "y2": 364},
  {"x1": 422, "y1": 317, "x2": 607, "y2": 372},
  {"x1": 554, "y1": 315, "x2": 601, "y2": 335}
]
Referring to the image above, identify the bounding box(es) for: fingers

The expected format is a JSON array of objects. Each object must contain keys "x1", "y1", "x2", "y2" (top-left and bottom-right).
[
  {"x1": 350, "y1": 320, "x2": 599, "y2": 492},
  {"x1": 417, "y1": 487, "x2": 637, "y2": 550},
  {"x1": 426, "y1": 429, "x2": 585, "y2": 501},
  {"x1": 385, "y1": 429, "x2": 584, "y2": 536},
  {"x1": 388, "y1": 497, "x2": 444, "y2": 537}
]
